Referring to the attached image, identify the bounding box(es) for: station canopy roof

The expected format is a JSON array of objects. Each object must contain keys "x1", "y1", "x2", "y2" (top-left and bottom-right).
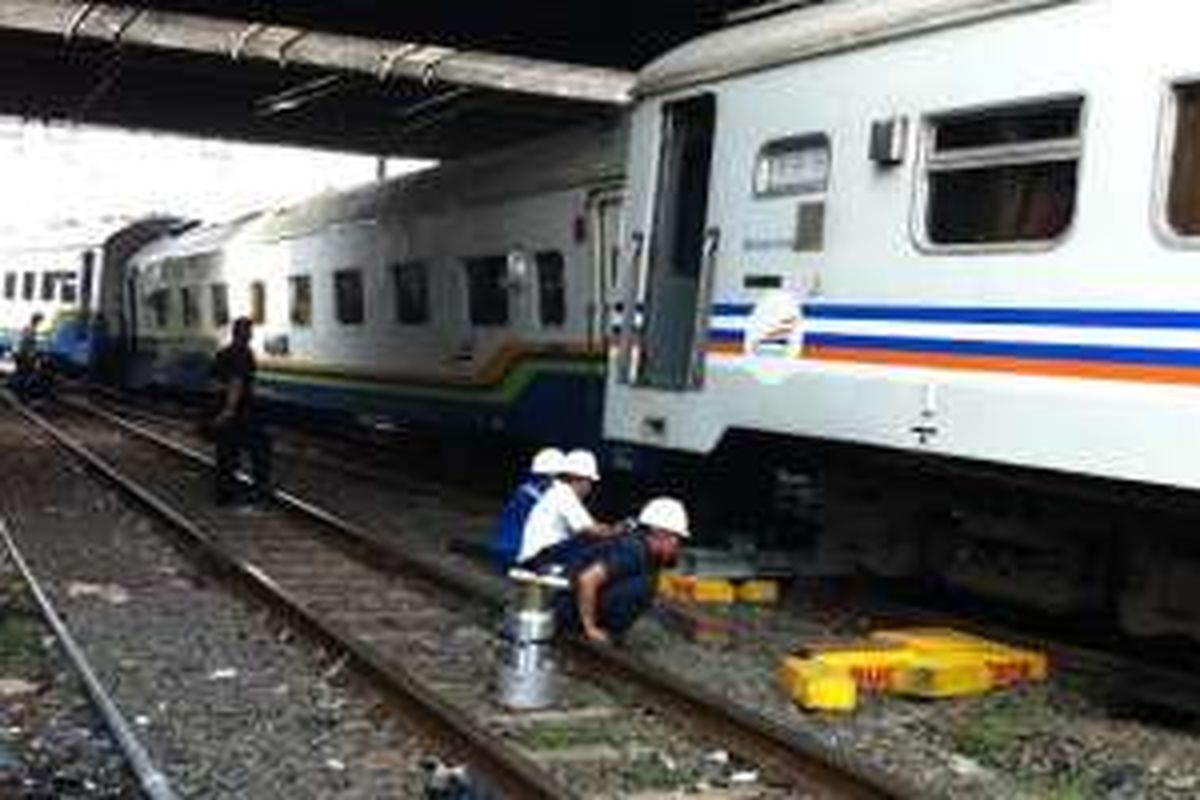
[{"x1": 0, "y1": 0, "x2": 794, "y2": 159}]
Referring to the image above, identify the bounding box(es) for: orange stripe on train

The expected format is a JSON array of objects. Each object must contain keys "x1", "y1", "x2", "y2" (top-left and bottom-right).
[{"x1": 805, "y1": 345, "x2": 1200, "y2": 385}]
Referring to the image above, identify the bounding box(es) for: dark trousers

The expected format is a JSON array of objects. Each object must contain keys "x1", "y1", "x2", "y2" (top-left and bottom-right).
[
  {"x1": 530, "y1": 538, "x2": 654, "y2": 639},
  {"x1": 214, "y1": 415, "x2": 271, "y2": 504},
  {"x1": 554, "y1": 574, "x2": 653, "y2": 639}
]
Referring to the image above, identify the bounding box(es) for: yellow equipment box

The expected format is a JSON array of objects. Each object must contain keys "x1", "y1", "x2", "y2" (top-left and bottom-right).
[
  {"x1": 691, "y1": 578, "x2": 737, "y2": 604},
  {"x1": 659, "y1": 574, "x2": 736, "y2": 604},
  {"x1": 736, "y1": 579, "x2": 781, "y2": 604},
  {"x1": 893, "y1": 652, "x2": 994, "y2": 698},
  {"x1": 871, "y1": 628, "x2": 1048, "y2": 684},
  {"x1": 779, "y1": 627, "x2": 1050, "y2": 712},
  {"x1": 798, "y1": 643, "x2": 912, "y2": 693},
  {"x1": 778, "y1": 657, "x2": 858, "y2": 712},
  {"x1": 657, "y1": 572, "x2": 687, "y2": 600},
  {"x1": 659, "y1": 574, "x2": 781, "y2": 606}
]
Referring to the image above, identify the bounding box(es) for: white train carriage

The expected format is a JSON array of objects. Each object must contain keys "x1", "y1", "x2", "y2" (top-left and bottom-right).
[
  {"x1": 606, "y1": 0, "x2": 1200, "y2": 638},
  {"x1": 0, "y1": 237, "x2": 103, "y2": 368},
  {"x1": 128, "y1": 124, "x2": 625, "y2": 445}
]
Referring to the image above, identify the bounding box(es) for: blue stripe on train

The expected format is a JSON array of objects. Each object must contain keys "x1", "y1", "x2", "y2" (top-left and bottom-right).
[{"x1": 711, "y1": 302, "x2": 1200, "y2": 330}]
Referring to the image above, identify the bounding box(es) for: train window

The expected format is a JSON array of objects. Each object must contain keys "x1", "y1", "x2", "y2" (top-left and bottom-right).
[
  {"x1": 924, "y1": 97, "x2": 1082, "y2": 246},
  {"x1": 22, "y1": 272, "x2": 35, "y2": 301},
  {"x1": 59, "y1": 273, "x2": 78, "y2": 304},
  {"x1": 536, "y1": 251, "x2": 566, "y2": 327},
  {"x1": 180, "y1": 287, "x2": 199, "y2": 328},
  {"x1": 334, "y1": 269, "x2": 364, "y2": 325},
  {"x1": 392, "y1": 261, "x2": 429, "y2": 325},
  {"x1": 37, "y1": 271, "x2": 78, "y2": 303},
  {"x1": 465, "y1": 256, "x2": 509, "y2": 326},
  {"x1": 148, "y1": 289, "x2": 170, "y2": 328},
  {"x1": 249, "y1": 281, "x2": 266, "y2": 325},
  {"x1": 210, "y1": 283, "x2": 229, "y2": 327},
  {"x1": 3, "y1": 272, "x2": 15, "y2": 300},
  {"x1": 753, "y1": 134, "x2": 830, "y2": 197},
  {"x1": 1167, "y1": 84, "x2": 1200, "y2": 236},
  {"x1": 289, "y1": 275, "x2": 313, "y2": 327}
]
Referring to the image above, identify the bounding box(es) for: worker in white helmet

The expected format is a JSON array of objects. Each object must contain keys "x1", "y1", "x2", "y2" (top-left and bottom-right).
[
  {"x1": 490, "y1": 447, "x2": 565, "y2": 571},
  {"x1": 547, "y1": 496, "x2": 691, "y2": 644},
  {"x1": 515, "y1": 448, "x2": 614, "y2": 565}
]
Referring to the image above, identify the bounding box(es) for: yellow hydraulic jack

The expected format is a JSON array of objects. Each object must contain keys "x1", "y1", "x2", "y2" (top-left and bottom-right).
[{"x1": 778, "y1": 627, "x2": 1049, "y2": 713}]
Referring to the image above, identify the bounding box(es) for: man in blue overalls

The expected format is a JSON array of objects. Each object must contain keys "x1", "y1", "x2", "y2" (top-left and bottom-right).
[
  {"x1": 490, "y1": 447, "x2": 565, "y2": 572},
  {"x1": 532, "y1": 497, "x2": 691, "y2": 645}
]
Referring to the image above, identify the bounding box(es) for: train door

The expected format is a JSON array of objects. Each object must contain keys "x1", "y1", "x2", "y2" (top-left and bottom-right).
[
  {"x1": 79, "y1": 250, "x2": 95, "y2": 314},
  {"x1": 636, "y1": 93, "x2": 717, "y2": 390},
  {"x1": 125, "y1": 268, "x2": 139, "y2": 354},
  {"x1": 588, "y1": 190, "x2": 623, "y2": 350}
]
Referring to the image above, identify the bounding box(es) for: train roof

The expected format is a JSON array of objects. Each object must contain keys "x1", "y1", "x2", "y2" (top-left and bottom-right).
[
  {"x1": 131, "y1": 120, "x2": 626, "y2": 264},
  {"x1": 130, "y1": 217, "x2": 252, "y2": 265},
  {"x1": 247, "y1": 121, "x2": 626, "y2": 243},
  {"x1": 636, "y1": 0, "x2": 1076, "y2": 97}
]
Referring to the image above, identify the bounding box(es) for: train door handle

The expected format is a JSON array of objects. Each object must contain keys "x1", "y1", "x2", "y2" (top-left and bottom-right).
[{"x1": 703, "y1": 227, "x2": 721, "y2": 259}]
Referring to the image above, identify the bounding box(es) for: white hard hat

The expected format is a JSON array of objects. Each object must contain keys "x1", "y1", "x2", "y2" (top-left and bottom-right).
[
  {"x1": 637, "y1": 497, "x2": 690, "y2": 538},
  {"x1": 529, "y1": 447, "x2": 565, "y2": 476},
  {"x1": 561, "y1": 449, "x2": 600, "y2": 482}
]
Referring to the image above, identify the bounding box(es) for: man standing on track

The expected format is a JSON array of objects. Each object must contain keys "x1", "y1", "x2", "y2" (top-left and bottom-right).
[{"x1": 211, "y1": 316, "x2": 271, "y2": 507}]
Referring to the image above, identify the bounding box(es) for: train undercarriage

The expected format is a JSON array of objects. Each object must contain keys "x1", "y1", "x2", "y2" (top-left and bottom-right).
[{"x1": 632, "y1": 430, "x2": 1200, "y2": 646}]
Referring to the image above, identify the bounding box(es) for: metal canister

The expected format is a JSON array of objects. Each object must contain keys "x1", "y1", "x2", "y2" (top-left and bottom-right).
[{"x1": 497, "y1": 570, "x2": 567, "y2": 710}]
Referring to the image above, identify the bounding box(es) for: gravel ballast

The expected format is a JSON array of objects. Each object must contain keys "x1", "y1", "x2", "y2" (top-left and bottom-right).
[
  {"x1": 253, "y1": 418, "x2": 1200, "y2": 800},
  {"x1": 0, "y1": 408, "x2": 434, "y2": 798},
  {"x1": 0, "y1": 550, "x2": 136, "y2": 798}
]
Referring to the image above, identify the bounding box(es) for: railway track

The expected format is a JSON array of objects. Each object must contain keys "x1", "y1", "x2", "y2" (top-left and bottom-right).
[
  {"x1": 84, "y1": 391, "x2": 1200, "y2": 719},
  {"x1": 7, "y1": 393, "x2": 916, "y2": 800},
  {"x1": 83, "y1": 386, "x2": 500, "y2": 515},
  {"x1": 82, "y1": 384, "x2": 504, "y2": 510},
  {"x1": 0, "y1": 519, "x2": 177, "y2": 800}
]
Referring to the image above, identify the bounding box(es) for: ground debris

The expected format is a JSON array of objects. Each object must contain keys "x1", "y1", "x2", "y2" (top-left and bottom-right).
[
  {"x1": 0, "y1": 678, "x2": 40, "y2": 697},
  {"x1": 66, "y1": 582, "x2": 130, "y2": 605}
]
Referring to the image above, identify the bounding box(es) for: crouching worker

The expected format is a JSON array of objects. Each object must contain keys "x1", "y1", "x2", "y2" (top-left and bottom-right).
[
  {"x1": 490, "y1": 447, "x2": 564, "y2": 572},
  {"x1": 548, "y1": 497, "x2": 690, "y2": 645},
  {"x1": 516, "y1": 449, "x2": 614, "y2": 565}
]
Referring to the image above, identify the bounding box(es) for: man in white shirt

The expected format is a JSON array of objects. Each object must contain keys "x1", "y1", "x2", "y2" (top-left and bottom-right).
[{"x1": 516, "y1": 449, "x2": 612, "y2": 564}]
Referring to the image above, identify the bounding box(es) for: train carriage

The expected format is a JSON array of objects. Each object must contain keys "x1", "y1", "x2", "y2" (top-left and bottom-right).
[
  {"x1": 0, "y1": 237, "x2": 103, "y2": 370},
  {"x1": 126, "y1": 123, "x2": 625, "y2": 446},
  {"x1": 605, "y1": 0, "x2": 1200, "y2": 639}
]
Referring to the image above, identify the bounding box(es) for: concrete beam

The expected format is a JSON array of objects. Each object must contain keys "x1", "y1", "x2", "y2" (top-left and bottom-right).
[{"x1": 0, "y1": 1, "x2": 635, "y2": 105}]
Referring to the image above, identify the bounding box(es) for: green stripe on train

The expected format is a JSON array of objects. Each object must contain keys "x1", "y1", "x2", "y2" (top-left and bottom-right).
[{"x1": 258, "y1": 356, "x2": 604, "y2": 405}]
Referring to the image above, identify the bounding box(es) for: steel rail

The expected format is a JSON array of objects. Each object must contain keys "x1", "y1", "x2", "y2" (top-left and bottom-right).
[
  {"x1": 64, "y1": 395, "x2": 921, "y2": 800},
  {"x1": 0, "y1": 518, "x2": 179, "y2": 800},
  {"x1": 5, "y1": 396, "x2": 572, "y2": 800},
  {"x1": 83, "y1": 391, "x2": 495, "y2": 514}
]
